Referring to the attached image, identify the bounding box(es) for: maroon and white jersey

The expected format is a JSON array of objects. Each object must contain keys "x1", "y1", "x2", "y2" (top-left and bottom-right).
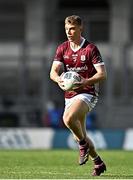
[{"x1": 53, "y1": 38, "x2": 105, "y2": 98}]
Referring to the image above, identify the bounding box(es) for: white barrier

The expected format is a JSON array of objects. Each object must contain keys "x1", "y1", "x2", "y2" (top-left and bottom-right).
[
  {"x1": 123, "y1": 129, "x2": 133, "y2": 150},
  {"x1": 0, "y1": 128, "x2": 54, "y2": 149},
  {"x1": 0, "y1": 128, "x2": 133, "y2": 150}
]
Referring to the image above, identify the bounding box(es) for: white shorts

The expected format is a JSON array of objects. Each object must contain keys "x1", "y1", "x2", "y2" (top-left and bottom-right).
[{"x1": 65, "y1": 93, "x2": 98, "y2": 111}]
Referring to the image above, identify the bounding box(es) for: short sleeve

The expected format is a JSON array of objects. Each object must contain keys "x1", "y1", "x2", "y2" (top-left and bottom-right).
[
  {"x1": 54, "y1": 45, "x2": 64, "y2": 63},
  {"x1": 91, "y1": 45, "x2": 104, "y2": 67}
]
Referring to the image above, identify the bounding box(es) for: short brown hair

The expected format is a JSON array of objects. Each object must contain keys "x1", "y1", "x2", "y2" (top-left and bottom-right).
[{"x1": 65, "y1": 15, "x2": 83, "y2": 26}]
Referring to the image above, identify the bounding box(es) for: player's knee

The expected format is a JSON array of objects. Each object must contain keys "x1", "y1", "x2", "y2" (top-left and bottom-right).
[{"x1": 63, "y1": 112, "x2": 75, "y2": 127}]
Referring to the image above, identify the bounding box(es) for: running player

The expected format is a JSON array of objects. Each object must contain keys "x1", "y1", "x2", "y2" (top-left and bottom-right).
[{"x1": 50, "y1": 15, "x2": 107, "y2": 176}]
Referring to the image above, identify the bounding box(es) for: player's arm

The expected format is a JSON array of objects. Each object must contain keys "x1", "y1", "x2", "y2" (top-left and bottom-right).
[
  {"x1": 50, "y1": 61, "x2": 62, "y2": 83},
  {"x1": 74, "y1": 64, "x2": 107, "y2": 89},
  {"x1": 85, "y1": 44, "x2": 107, "y2": 85},
  {"x1": 50, "y1": 61, "x2": 65, "y2": 91},
  {"x1": 84, "y1": 64, "x2": 107, "y2": 86}
]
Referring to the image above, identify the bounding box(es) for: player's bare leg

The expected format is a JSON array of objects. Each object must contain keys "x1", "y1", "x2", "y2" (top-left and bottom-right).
[
  {"x1": 63, "y1": 98, "x2": 106, "y2": 175},
  {"x1": 80, "y1": 114, "x2": 98, "y2": 158},
  {"x1": 63, "y1": 99, "x2": 90, "y2": 165},
  {"x1": 80, "y1": 112, "x2": 106, "y2": 176}
]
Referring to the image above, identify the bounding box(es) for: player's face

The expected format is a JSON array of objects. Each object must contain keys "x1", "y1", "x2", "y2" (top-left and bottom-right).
[{"x1": 65, "y1": 23, "x2": 82, "y2": 42}]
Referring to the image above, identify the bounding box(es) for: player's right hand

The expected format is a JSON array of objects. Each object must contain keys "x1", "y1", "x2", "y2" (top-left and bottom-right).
[{"x1": 56, "y1": 73, "x2": 65, "y2": 91}]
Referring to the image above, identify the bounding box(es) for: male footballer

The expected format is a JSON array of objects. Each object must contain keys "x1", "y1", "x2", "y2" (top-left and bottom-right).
[{"x1": 50, "y1": 15, "x2": 107, "y2": 176}]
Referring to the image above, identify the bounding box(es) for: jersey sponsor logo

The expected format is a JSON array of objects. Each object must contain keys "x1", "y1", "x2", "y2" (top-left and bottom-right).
[{"x1": 66, "y1": 64, "x2": 88, "y2": 72}]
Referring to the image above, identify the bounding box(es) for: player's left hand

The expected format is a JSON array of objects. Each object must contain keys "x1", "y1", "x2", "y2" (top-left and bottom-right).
[{"x1": 72, "y1": 76, "x2": 88, "y2": 91}]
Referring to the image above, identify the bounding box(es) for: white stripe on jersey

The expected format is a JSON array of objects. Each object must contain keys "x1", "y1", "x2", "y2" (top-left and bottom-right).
[
  {"x1": 53, "y1": 61, "x2": 63, "y2": 65},
  {"x1": 93, "y1": 62, "x2": 105, "y2": 67}
]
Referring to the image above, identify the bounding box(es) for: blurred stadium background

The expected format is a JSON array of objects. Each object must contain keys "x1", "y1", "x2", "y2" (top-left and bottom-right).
[{"x1": 0, "y1": 0, "x2": 133, "y2": 150}]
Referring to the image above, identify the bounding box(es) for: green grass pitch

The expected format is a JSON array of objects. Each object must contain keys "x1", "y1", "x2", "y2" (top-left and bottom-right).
[{"x1": 0, "y1": 149, "x2": 133, "y2": 179}]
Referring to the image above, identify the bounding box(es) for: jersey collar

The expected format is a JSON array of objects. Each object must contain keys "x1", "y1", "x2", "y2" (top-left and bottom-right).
[{"x1": 70, "y1": 37, "x2": 85, "y2": 52}]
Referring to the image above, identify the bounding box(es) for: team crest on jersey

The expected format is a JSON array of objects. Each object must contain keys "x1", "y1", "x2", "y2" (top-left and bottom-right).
[{"x1": 81, "y1": 55, "x2": 86, "y2": 61}]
